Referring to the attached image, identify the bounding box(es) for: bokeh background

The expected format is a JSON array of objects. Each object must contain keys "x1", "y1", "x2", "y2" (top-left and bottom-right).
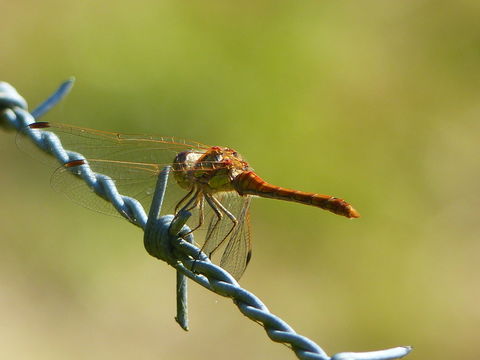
[{"x1": 1, "y1": 1, "x2": 479, "y2": 359}]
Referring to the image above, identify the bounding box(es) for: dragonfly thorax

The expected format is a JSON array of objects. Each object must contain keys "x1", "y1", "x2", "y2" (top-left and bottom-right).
[{"x1": 172, "y1": 146, "x2": 250, "y2": 194}]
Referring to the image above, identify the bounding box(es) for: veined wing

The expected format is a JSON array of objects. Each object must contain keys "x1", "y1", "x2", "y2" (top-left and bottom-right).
[
  {"x1": 19, "y1": 121, "x2": 214, "y2": 216},
  {"x1": 22, "y1": 122, "x2": 254, "y2": 278},
  {"x1": 220, "y1": 196, "x2": 252, "y2": 280},
  {"x1": 199, "y1": 193, "x2": 252, "y2": 280},
  {"x1": 51, "y1": 159, "x2": 168, "y2": 217},
  {"x1": 51, "y1": 158, "x2": 229, "y2": 219},
  {"x1": 25, "y1": 122, "x2": 212, "y2": 165}
]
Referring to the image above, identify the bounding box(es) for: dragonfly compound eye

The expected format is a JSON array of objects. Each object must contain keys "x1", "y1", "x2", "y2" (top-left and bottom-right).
[{"x1": 173, "y1": 151, "x2": 188, "y2": 164}]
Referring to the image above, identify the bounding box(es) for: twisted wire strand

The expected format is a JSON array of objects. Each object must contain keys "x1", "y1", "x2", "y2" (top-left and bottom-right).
[
  {"x1": 0, "y1": 81, "x2": 148, "y2": 228},
  {"x1": 0, "y1": 80, "x2": 412, "y2": 360}
]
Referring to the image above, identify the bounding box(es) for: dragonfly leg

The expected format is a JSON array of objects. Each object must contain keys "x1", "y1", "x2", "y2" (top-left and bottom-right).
[
  {"x1": 202, "y1": 193, "x2": 238, "y2": 259},
  {"x1": 173, "y1": 188, "x2": 199, "y2": 216},
  {"x1": 181, "y1": 195, "x2": 205, "y2": 236},
  {"x1": 203, "y1": 194, "x2": 223, "y2": 245},
  {"x1": 175, "y1": 187, "x2": 195, "y2": 214},
  {"x1": 171, "y1": 188, "x2": 200, "y2": 237},
  {"x1": 173, "y1": 189, "x2": 214, "y2": 277}
]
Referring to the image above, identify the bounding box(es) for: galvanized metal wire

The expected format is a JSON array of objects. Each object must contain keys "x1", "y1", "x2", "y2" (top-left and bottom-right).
[{"x1": 0, "y1": 80, "x2": 412, "y2": 360}]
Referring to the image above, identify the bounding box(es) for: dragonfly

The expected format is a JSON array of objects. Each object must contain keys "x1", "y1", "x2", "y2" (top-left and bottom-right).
[{"x1": 23, "y1": 122, "x2": 360, "y2": 280}]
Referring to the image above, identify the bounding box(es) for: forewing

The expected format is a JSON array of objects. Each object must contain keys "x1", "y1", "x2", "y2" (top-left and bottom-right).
[
  {"x1": 18, "y1": 122, "x2": 212, "y2": 217},
  {"x1": 25, "y1": 122, "x2": 211, "y2": 166},
  {"x1": 19, "y1": 121, "x2": 254, "y2": 276}
]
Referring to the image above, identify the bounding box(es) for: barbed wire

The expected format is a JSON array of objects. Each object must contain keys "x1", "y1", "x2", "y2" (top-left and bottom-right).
[{"x1": 0, "y1": 80, "x2": 412, "y2": 360}]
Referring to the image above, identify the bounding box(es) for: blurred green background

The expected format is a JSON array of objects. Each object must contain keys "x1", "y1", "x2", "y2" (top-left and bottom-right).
[{"x1": 1, "y1": 1, "x2": 479, "y2": 359}]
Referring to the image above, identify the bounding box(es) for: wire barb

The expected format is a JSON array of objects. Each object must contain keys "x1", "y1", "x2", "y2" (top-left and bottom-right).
[{"x1": 0, "y1": 80, "x2": 412, "y2": 360}]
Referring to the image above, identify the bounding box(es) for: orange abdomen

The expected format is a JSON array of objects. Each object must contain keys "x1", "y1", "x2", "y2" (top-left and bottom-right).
[{"x1": 233, "y1": 171, "x2": 360, "y2": 218}]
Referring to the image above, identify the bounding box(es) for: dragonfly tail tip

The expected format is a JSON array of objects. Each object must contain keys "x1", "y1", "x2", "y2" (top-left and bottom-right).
[{"x1": 348, "y1": 207, "x2": 361, "y2": 218}]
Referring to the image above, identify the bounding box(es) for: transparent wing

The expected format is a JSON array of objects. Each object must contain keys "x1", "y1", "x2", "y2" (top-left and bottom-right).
[
  {"x1": 18, "y1": 121, "x2": 216, "y2": 216},
  {"x1": 21, "y1": 122, "x2": 211, "y2": 165},
  {"x1": 16, "y1": 127, "x2": 62, "y2": 168},
  {"x1": 200, "y1": 193, "x2": 252, "y2": 280},
  {"x1": 50, "y1": 159, "x2": 171, "y2": 217},
  {"x1": 220, "y1": 197, "x2": 252, "y2": 280},
  {"x1": 20, "y1": 122, "x2": 254, "y2": 279}
]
